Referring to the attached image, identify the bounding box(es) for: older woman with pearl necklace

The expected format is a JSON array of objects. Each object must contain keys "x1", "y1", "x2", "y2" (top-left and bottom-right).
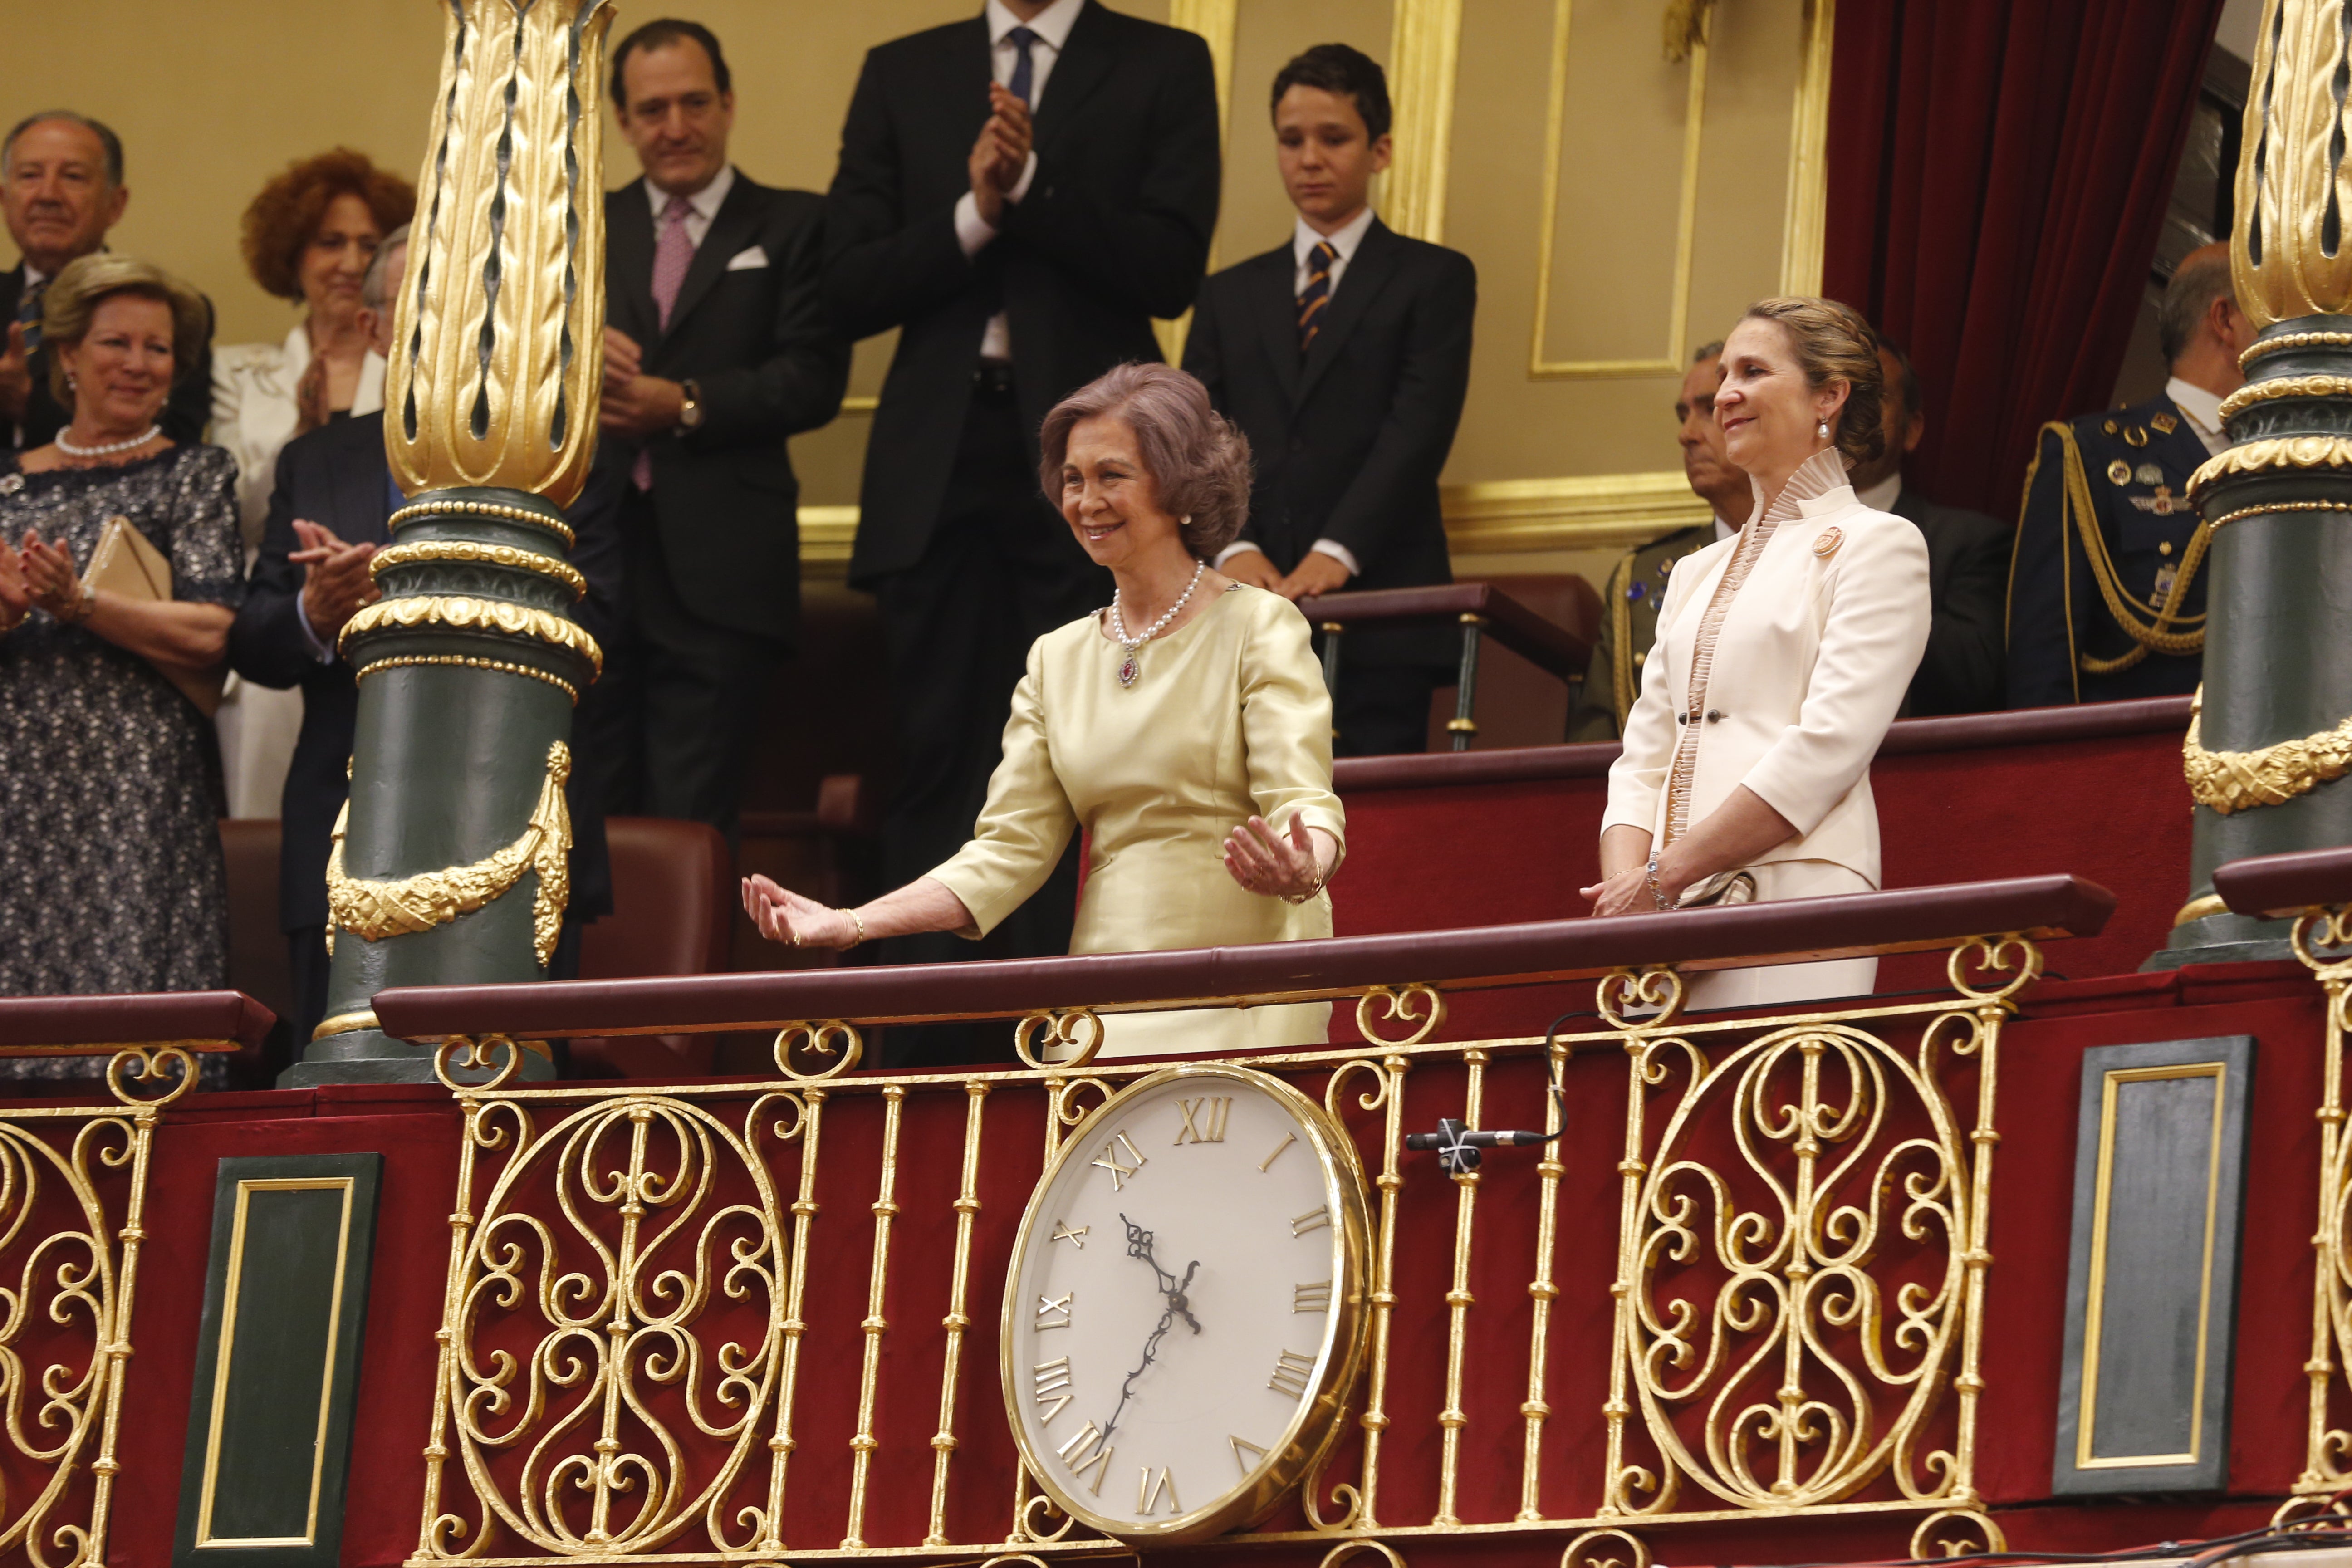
[
  {"x1": 1583, "y1": 297, "x2": 1931, "y2": 1009},
  {"x1": 745, "y1": 363, "x2": 1347, "y2": 1059},
  {"x1": 0, "y1": 253, "x2": 244, "y2": 1064}
]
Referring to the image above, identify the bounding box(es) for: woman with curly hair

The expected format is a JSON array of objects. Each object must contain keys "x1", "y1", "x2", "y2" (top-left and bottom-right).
[
  {"x1": 742, "y1": 364, "x2": 1348, "y2": 1059},
  {"x1": 209, "y1": 148, "x2": 412, "y2": 816}
]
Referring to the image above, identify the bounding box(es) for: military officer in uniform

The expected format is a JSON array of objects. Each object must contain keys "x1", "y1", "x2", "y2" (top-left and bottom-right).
[
  {"x1": 1568, "y1": 341, "x2": 1745, "y2": 741},
  {"x1": 2006, "y1": 241, "x2": 2250, "y2": 707}
]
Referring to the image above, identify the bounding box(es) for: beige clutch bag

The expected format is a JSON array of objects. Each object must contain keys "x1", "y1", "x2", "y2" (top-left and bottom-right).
[{"x1": 85, "y1": 514, "x2": 225, "y2": 717}]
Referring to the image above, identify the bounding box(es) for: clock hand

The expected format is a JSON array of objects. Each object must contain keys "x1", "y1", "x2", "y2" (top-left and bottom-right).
[
  {"x1": 1121, "y1": 1213, "x2": 1202, "y2": 1333},
  {"x1": 1102, "y1": 1216, "x2": 1203, "y2": 1441}
]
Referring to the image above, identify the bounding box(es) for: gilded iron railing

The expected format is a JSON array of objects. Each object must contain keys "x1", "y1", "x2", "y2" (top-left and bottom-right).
[
  {"x1": 391, "y1": 902, "x2": 2063, "y2": 1567},
  {"x1": 0, "y1": 1044, "x2": 208, "y2": 1568}
]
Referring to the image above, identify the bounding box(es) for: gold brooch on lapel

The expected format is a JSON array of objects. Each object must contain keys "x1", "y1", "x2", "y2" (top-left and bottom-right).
[{"x1": 1812, "y1": 525, "x2": 1843, "y2": 558}]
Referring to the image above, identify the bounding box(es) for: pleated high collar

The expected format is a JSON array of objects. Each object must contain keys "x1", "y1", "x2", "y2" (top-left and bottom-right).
[{"x1": 1743, "y1": 446, "x2": 1853, "y2": 529}]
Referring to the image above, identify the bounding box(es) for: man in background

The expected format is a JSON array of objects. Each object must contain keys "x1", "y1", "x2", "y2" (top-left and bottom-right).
[
  {"x1": 1184, "y1": 43, "x2": 1475, "y2": 756},
  {"x1": 587, "y1": 19, "x2": 849, "y2": 846},
  {"x1": 0, "y1": 110, "x2": 211, "y2": 449},
  {"x1": 2007, "y1": 241, "x2": 2246, "y2": 706},
  {"x1": 1850, "y1": 339, "x2": 2009, "y2": 716},
  {"x1": 228, "y1": 229, "x2": 621, "y2": 1057},
  {"x1": 825, "y1": 0, "x2": 1221, "y2": 985},
  {"x1": 1567, "y1": 341, "x2": 1740, "y2": 742}
]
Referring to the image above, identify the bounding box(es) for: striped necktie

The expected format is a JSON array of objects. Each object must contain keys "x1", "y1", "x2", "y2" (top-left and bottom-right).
[
  {"x1": 1297, "y1": 240, "x2": 1338, "y2": 353},
  {"x1": 15, "y1": 278, "x2": 45, "y2": 353}
]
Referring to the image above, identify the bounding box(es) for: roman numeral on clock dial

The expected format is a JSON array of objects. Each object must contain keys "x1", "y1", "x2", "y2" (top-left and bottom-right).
[
  {"x1": 1091, "y1": 1132, "x2": 1148, "y2": 1191},
  {"x1": 1230, "y1": 1434, "x2": 1270, "y2": 1474},
  {"x1": 1294, "y1": 1279, "x2": 1332, "y2": 1313},
  {"x1": 1137, "y1": 1465, "x2": 1181, "y2": 1515},
  {"x1": 1290, "y1": 1204, "x2": 1331, "y2": 1238},
  {"x1": 1033, "y1": 1357, "x2": 1074, "y2": 1422},
  {"x1": 1267, "y1": 1348, "x2": 1316, "y2": 1401},
  {"x1": 1056, "y1": 1421, "x2": 1114, "y2": 1494},
  {"x1": 1174, "y1": 1096, "x2": 1231, "y2": 1144},
  {"x1": 1035, "y1": 1291, "x2": 1073, "y2": 1331}
]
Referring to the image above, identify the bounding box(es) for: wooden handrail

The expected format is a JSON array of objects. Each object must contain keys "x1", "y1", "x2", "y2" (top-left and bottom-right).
[
  {"x1": 0, "y1": 991, "x2": 275, "y2": 1053},
  {"x1": 1304, "y1": 582, "x2": 1591, "y2": 678},
  {"x1": 372, "y1": 874, "x2": 2114, "y2": 1042},
  {"x1": 2212, "y1": 845, "x2": 2352, "y2": 918}
]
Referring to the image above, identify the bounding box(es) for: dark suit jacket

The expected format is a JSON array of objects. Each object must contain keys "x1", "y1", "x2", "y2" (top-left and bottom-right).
[
  {"x1": 824, "y1": 3, "x2": 1221, "y2": 584},
  {"x1": 2006, "y1": 391, "x2": 2210, "y2": 707},
  {"x1": 0, "y1": 260, "x2": 213, "y2": 448},
  {"x1": 1891, "y1": 487, "x2": 2009, "y2": 717},
  {"x1": 229, "y1": 412, "x2": 621, "y2": 934},
  {"x1": 601, "y1": 172, "x2": 849, "y2": 644},
  {"x1": 1183, "y1": 220, "x2": 1474, "y2": 667}
]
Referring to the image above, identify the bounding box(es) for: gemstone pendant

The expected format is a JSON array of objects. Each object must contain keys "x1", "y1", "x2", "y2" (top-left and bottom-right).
[{"x1": 1118, "y1": 655, "x2": 1139, "y2": 687}]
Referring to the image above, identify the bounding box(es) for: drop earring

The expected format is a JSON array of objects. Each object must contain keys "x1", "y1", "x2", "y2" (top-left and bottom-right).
[{"x1": 1816, "y1": 418, "x2": 1829, "y2": 439}]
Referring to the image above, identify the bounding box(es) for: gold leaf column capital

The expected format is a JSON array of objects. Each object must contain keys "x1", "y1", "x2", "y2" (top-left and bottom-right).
[
  {"x1": 2234, "y1": 0, "x2": 2352, "y2": 326},
  {"x1": 388, "y1": 0, "x2": 613, "y2": 506}
]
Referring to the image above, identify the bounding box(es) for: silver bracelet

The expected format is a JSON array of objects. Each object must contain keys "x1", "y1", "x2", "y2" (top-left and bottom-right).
[{"x1": 1644, "y1": 854, "x2": 1672, "y2": 911}]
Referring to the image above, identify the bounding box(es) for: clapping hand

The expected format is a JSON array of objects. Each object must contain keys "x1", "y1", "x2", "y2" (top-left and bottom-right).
[
  {"x1": 742, "y1": 874, "x2": 858, "y2": 950},
  {"x1": 294, "y1": 354, "x2": 333, "y2": 436},
  {"x1": 0, "y1": 537, "x2": 29, "y2": 632},
  {"x1": 1223, "y1": 813, "x2": 1326, "y2": 900},
  {"x1": 291, "y1": 519, "x2": 379, "y2": 642},
  {"x1": 597, "y1": 326, "x2": 683, "y2": 437},
  {"x1": 17, "y1": 530, "x2": 84, "y2": 621},
  {"x1": 966, "y1": 83, "x2": 1034, "y2": 226}
]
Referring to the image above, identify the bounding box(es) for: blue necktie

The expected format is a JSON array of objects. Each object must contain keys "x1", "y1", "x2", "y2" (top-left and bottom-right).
[
  {"x1": 1006, "y1": 25, "x2": 1039, "y2": 104},
  {"x1": 1298, "y1": 241, "x2": 1339, "y2": 353}
]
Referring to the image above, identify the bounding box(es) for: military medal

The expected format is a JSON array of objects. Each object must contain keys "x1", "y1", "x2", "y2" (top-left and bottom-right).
[
  {"x1": 2107, "y1": 459, "x2": 2132, "y2": 484},
  {"x1": 2135, "y1": 462, "x2": 2164, "y2": 486},
  {"x1": 2152, "y1": 561, "x2": 2180, "y2": 609},
  {"x1": 2151, "y1": 412, "x2": 2180, "y2": 435}
]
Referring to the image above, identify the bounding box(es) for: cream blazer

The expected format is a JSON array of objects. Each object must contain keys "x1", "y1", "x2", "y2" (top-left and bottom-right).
[{"x1": 1603, "y1": 451, "x2": 1931, "y2": 887}]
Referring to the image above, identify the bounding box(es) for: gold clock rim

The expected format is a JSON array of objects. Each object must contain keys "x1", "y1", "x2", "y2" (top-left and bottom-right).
[{"x1": 997, "y1": 1061, "x2": 1374, "y2": 1547}]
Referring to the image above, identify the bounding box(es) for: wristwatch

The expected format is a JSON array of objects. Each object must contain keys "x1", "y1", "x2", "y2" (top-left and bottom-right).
[{"x1": 676, "y1": 379, "x2": 704, "y2": 432}]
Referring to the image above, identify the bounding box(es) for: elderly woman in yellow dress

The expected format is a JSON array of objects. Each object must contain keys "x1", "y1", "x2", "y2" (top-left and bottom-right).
[
  {"x1": 1583, "y1": 297, "x2": 1930, "y2": 1009},
  {"x1": 745, "y1": 363, "x2": 1345, "y2": 1057}
]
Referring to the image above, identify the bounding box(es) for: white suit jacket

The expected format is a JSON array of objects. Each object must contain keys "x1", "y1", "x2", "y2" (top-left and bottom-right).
[{"x1": 1603, "y1": 456, "x2": 1931, "y2": 887}]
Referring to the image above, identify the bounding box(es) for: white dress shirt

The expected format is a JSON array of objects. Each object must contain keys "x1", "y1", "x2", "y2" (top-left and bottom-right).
[
  {"x1": 1289, "y1": 206, "x2": 1377, "y2": 298},
  {"x1": 1855, "y1": 470, "x2": 1903, "y2": 515},
  {"x1": 956, "y1": 0, "x2": 1086, "y2": 362},
  {"x1": 1210, "y1": 206, "x2": 1386, "y2": 579},
  {"x1": 2164, "y1": 375, "x2": 2228, "y2": 456},
  {"x1": 1713, "y1": 515, "x2": 1737, "y2": 541},
  {"x1": 642, "y1": 162, "x2": 735, "y2": 250}
]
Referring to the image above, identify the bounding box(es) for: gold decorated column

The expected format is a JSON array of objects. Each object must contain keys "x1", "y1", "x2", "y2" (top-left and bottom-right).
[
  {"x1": 2158, "y1": 0, "x2": 2352, "y2": 967},
  {"x1": 289, "y1": 0, "x2": 612, "y2": 1086}
]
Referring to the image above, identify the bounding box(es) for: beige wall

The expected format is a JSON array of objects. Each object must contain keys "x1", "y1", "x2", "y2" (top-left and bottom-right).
[{"x1": 5, "y1": 0, "x2": 1822, "y2": 545}]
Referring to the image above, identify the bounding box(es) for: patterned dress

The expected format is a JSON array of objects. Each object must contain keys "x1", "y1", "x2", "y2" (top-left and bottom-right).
[{"x1": 0, "y1": 444, "x2": 244, "y2": 1007}]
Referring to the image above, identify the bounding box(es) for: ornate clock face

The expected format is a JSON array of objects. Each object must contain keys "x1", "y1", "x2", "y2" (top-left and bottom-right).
[{"x1": 1001, "y1": 1063, "x2": 1371, "y2": 1544}]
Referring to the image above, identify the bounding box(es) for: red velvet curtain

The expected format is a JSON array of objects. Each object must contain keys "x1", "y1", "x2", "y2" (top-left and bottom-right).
[{"x1": 1823, "y1": 0, "x2": 2228, "y2": 519}]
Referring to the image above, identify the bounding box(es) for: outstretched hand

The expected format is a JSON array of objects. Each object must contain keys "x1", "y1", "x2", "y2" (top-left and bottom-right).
[
  {"x1": 742, "y1": 873, "x2": 859, "y2": 950},
  {"x1": 1223, "y1": 813, "x2": 1327, "y2": 901}
]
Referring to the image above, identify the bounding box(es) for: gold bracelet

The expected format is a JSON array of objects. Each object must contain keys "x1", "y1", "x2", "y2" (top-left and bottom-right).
[{"x1": 844, "y1": 908, "x2": 867, "y2": 948}]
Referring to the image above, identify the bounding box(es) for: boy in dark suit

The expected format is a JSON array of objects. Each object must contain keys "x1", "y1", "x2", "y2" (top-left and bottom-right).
[{"x1": 1183, "y1": 43, "x2": 1477, "y2": 755}]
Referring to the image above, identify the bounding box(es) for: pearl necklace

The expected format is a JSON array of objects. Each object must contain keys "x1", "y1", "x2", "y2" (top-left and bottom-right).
[
  {"x1": 1107, "y1": 560, "x2": 1206, "y2": 687},
  {"x1": 55, "y1": 424, "x2": 161, "y2": 459}
]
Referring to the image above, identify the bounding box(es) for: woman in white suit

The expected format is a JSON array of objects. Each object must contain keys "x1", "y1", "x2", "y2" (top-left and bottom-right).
[{"x1": 1583, "y1": 297, "x2": 1930, "y2": 1008}]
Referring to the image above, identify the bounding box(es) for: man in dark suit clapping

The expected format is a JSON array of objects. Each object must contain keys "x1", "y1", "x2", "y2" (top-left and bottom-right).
[
  {"x1": 1183, "y1": 44, "x2": 1476, "y2": 756},
  {"x1": 229, "y1": 228, "x2": 621, "y2": 1056},
  {"x1": 588, "y1": 19, "x2": 850, "y2": 845},
  {"x1": 825, "y1": 0, "x2": 1221, "y2": 970}
]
